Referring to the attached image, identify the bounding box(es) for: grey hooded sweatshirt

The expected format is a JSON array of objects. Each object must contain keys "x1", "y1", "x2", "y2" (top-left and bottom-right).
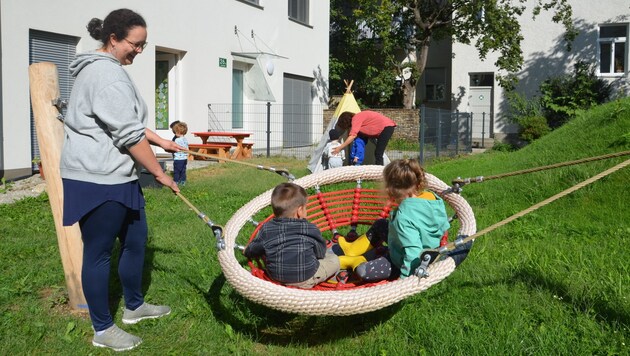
[{"x1": 60, "y1": 51, "x2": 147, "y2": 184}]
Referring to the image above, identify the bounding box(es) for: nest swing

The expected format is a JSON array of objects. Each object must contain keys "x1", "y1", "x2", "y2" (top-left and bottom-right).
[{"x1": 216, "y1": 165, "x2": 476, "y2": 316}]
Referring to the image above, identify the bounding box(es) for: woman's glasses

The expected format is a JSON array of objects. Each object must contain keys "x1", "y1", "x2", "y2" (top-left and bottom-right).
[{"x1": 123, "y1": 38, "x2": 148, "y2": 51}]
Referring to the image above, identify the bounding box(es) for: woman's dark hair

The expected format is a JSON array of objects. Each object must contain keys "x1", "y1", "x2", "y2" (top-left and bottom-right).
[
  {"x1": 337, "y1": 111, "x2": 355, "y2": 130},
  {"x1": 86, "y1": 8, "x2": 146, "y2": 44}
]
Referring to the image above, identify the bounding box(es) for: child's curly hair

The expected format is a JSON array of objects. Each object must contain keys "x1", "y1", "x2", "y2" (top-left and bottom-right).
[
  {"x1": 383, "y1": 159, "x2": 427, "y2": 202},
  {"x1": 172, "y1": 121, "x2": 188, "y2": 135}
]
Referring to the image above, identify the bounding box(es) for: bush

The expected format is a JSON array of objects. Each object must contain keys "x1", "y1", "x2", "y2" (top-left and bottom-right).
[
  {"x1": 491, "y1": 140, "x2": 517, "y2": 152},
  {"x1": 519, "y1": 115, "x2": 551, "y2": 142},
  {"x1": 540, "y1": 61, "x2": 612, "y2": 128}
]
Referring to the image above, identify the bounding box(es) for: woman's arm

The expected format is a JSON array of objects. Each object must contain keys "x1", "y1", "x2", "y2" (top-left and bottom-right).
[
  {"x1": 128, "y1": 138, "x2": 179, "y2": 193},
  {"x1": 145, "y1": 128, "x2": 183, "y2": 152},
  {"x1": 332, "y1": 135, "x2": 356, "y2": 155}
]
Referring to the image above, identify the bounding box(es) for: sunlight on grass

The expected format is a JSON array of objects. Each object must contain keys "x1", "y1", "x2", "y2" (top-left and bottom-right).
[{"x1": 0, "y1": 98, "x2": 629, "y2": 353}]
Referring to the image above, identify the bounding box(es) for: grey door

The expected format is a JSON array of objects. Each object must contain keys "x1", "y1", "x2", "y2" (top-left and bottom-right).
[
  {"x1": 469, "y1": 86, "x2": 493, "y2": 145},
  {"x1": 282, "y1": 74, "x2": 312, "y2": 148}
]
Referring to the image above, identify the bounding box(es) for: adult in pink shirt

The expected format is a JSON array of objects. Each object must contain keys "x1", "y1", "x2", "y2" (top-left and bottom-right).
[{"x1": 332, "y1": 110, "x2": 397, "y2": 165}]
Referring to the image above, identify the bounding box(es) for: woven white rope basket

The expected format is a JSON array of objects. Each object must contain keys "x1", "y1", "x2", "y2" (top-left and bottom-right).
[{"x1": 219, "y1": 165, "x2": 476, "y2": 316}]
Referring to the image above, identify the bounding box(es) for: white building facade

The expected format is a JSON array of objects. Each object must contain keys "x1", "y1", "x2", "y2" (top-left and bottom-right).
[
  {"x1": 421, "y1": 0, "x2": 629, "y2": 144},
  {"x1": 1, "y1": 0, "x2": 329, "y2": 180}
]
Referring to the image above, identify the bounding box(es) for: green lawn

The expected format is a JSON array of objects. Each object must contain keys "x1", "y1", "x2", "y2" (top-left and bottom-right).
[{"x1": 1, "y1": 98, "x2": 629, "y2": 354}]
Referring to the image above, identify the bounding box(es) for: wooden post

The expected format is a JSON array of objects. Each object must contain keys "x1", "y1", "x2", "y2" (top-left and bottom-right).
[
  {"x1": 343, "y1": 79, "x2": 354, "y2": 94},
  {"x1": 29, "y1": 62, "x2": 87, "y2": 312}
]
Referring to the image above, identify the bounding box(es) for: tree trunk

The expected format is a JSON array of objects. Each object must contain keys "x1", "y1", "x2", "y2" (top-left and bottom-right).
[
  {"x1": 411, "y1": 39, "x2": 431, "y2": 109},
  {"x1": 402, "y1": 80, "x2": 415, "y2": 109}
]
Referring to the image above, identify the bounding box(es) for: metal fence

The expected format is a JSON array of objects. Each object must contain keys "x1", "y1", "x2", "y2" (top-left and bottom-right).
[
  {"x1": 418, "y1": 106, "x2": 473, "y2": 164},
  {"x1": 205, "y1": 103, "x2": 475, "y2": 163}
]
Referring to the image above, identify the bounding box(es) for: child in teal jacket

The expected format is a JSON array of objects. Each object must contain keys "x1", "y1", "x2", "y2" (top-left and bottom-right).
[{"x1": 336, "y1": 158, "x2": 450, "y2": 281}]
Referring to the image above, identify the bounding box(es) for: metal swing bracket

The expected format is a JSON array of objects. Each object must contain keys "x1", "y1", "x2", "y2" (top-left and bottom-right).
[
  {"x1": 414, "y1": 250, "x2": 441, "y2": 278},
  {"x1": 51, "y1": 98, "x2": 68, "y2": 121},
  {"x1": 198, "y1": 212, "x2": 225, "y2": 250}
]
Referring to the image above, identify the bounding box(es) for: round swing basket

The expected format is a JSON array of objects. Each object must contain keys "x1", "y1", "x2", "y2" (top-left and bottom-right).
[{"x1": 219, "y1": 165, "x2": 477, "y2": 316}]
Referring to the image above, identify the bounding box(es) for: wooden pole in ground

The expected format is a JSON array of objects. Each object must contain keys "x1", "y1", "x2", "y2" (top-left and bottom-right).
[{"x1": 29, "y1": 62, "x2": 87, "y2": 312}]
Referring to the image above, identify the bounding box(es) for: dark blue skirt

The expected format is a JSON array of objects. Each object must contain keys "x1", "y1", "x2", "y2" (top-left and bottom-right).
[{"x1": 62, "y1": 179, "x2": 145, "y2": 226}]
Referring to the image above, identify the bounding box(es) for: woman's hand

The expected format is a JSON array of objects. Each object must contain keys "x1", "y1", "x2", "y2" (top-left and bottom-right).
[
  {"x1": 160, "y1": 139, "x2": 184, "y2": 153},
  {"x1": 144, "y1": 128, "x2": 184, "y2": 152},
  {"x1": 332, "y1": 134, "x2": 356, "y2": 155},
  {"x1": 155, "y1": 172, "x2": 180, "y2": 193}
]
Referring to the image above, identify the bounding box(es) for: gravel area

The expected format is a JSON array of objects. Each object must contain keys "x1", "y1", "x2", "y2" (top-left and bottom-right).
[
  {"x1": 0, "y1": 174, "x2": 47, "y2": 205},
  {"x1": 0, "y1": 159, "x2": 215, "y2": 206}
]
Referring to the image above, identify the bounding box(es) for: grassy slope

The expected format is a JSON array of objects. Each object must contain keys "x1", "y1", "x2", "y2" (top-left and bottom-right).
[{"x1": 0, "y1": 99, "x2": 628, "y2": 354}]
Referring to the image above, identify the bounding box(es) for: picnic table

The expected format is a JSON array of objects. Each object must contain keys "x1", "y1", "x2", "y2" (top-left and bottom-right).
[{"x1": 191, "y1": 131, "x2": 253, "y2": 160}]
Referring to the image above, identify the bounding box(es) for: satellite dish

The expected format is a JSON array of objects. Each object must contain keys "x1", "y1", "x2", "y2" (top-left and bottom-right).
[{"x1": 402, "y1": 67, "x2": 412, "y2": 80}]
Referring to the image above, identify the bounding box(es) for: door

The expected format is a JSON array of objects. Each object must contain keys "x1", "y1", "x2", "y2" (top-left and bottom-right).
[
  {"x1": 469, "y1": 87, "x2": 493, "y2": 146},
  {"x1": 282, "y1": 74, "x2": 312, "y2": 148}
]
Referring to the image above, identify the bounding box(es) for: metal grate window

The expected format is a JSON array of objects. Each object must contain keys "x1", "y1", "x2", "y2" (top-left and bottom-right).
[{"x1": 28, "y1": 30, "x2": 78, "y2": 165}]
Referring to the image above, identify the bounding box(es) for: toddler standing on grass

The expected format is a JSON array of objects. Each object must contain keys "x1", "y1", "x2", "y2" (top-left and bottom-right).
[
  {"x1": 350, "y1": 135, "x2": 367, "y2": 165},
  {"x1": 322, "y1": 129, "x2": 345, "y2": 169},
  {"x1": 171, "y1": 121, "x2": 189, "y2": 185},
  {"x1": 243, "y1": 182, "x2": 340, "y2": 288}
]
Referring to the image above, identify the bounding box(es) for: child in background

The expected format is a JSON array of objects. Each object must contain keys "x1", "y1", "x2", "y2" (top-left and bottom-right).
[
  {"x1": 169, "y1": 120, "x2": 180, "y2": 141},
  {"x1": 337, "y1": 158, "x2": 450, "y2": 282},
  {"x1": 243, "y1": 182, "x2": 340, "y2": 288},
  {"x1": 322, "y1": 129, "x2": 345, "y2": 169},
  {"x1": 171, "y1": 121, "x2": 189, "y2": 185},
  {"x1": 350, "y1": 135, "x2": 367, "y2": 165}
]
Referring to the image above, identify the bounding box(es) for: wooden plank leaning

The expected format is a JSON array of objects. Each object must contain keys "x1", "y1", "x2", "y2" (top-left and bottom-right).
[{"x1": 29, "y1": 62, "x2": 87, "y2": 312}]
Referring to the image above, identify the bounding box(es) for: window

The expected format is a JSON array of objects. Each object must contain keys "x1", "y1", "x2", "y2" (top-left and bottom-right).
[
  {"x1": 288, "y1": 0, "x2": 309, "y2": 25},
  {"x1": 232, "y1": 69, "x2": 244, "y2": 129},
  {"x1": 155, "y1": 60, "x2": 170, "y2": 129},
  {"x1": 29, "y1": 30, "x2": 78, "y2": 166},
  {"x1": 598, "y1": 24, "x2": 627, "y2": 75},
  {"x1": 469, "y1": 73, "x2": 494, "y2": 87},
  {"x1": 425, "y1": 68, "x2": 446, "y2": 102},
  {"x1": 155, "y1": 52, "x2": 181, "y2": 131}
]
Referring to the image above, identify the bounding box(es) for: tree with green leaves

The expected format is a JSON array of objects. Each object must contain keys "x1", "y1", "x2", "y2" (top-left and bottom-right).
[{"x1": 330, "y1": 0, "x2": 577, "y2": 109}]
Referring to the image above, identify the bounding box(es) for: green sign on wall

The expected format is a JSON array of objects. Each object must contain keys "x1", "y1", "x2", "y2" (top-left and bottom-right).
[{"x1": 219, "y1": 57, "x2": 227, "y2": 68}]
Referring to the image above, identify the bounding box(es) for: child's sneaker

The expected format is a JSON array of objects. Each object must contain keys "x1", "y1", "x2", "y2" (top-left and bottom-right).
[
  {"x1": 122, "y1": 302, "x2": 171, "y2": 325},
  {"x1": 336, "y1": 270, "x2": 350, "y2": 284},
  {"x1": 92, "y1": 324, "x2": 142, "y2": 351}
]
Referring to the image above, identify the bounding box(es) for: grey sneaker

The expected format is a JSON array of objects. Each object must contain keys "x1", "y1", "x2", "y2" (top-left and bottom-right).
[
  {"x1": 122, "y1": 302, "x2": 171, "y2": 325},
  {"x1": 92, "y1": 324, "x2": 142, "y2": 351}
]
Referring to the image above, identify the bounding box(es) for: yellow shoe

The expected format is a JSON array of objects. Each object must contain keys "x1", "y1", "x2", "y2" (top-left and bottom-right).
[
  {"x1": 339, "y1": 255, "x2": 367, "y2": 270},
  {"x1": 338, "y1": 234, "x2": 373, "y2": 257}
]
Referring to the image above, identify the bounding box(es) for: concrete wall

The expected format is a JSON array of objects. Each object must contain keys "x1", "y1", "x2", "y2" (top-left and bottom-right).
[{"x1": 0, "y1": 0, "x2": 329, "y2": 179}]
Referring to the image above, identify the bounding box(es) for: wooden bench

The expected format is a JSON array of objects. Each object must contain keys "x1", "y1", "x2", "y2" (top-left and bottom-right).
[
  {"x1": 204, "y1": 141, "x2": 254, "y2": 159},
  {"x1": 187, "y1": 143, "x2": 232, "y2": 161}
]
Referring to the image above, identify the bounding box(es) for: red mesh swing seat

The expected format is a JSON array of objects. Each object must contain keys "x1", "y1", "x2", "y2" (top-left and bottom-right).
[{"x1": 246, "y1": 186, "x2": 449, "y2": 290}]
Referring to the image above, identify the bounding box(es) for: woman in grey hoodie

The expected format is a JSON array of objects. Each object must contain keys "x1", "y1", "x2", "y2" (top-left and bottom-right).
[{"x1": 60, "y1": 9, "x2": 180, "y2": 351}]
